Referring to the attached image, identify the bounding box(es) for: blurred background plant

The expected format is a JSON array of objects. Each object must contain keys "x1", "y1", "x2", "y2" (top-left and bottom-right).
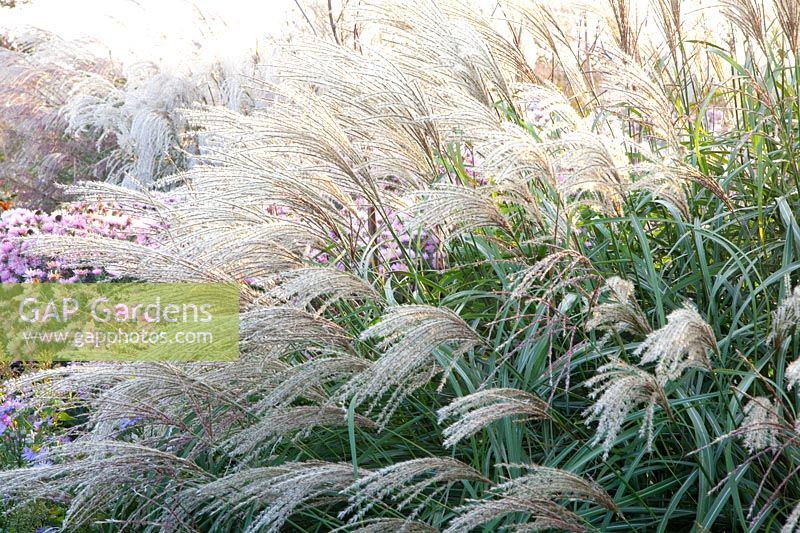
[
  {"x1": 0, "y1": 0, "x2": 278, "y2": 208},
  {"x1": 3, "y1": 0, "x2": 800, "y2": 531},
  {"x1": 0, "y1": 386, "x2": 78, "y2": 532}
]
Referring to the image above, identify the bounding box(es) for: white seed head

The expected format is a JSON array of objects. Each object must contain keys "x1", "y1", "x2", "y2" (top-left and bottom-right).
[
  {"x1": 768, "y1": 283, "x2": 800, "y2": 347},
  {"x1": 787, "y1": 359, "x2": 800, "y2": 392},
  {"x1": 409, "y1": 184, "x2": 510, "y2": 242},
  {"x1": 782, "y1": 501, "x2": 800, "y2": 533},
  {"x1": 634, "y1": 303, "x2": 718, "y2": 384},
  {"x1": 340, "y1": 457, "x2": 488, "y2": 523},
  {"x1": 179, "y1": 461, "x2": 357, "y2": 533},
  {"x1": 584, "y1": 359, "x2": 668, "y2": 459},
  {"x1": 436, "y1": 388, "x2": 548, "y2": 448},
  {"x1": 338, "y1": 305, "x2": 484, "y2": 430},
  {"x1": 266, "y1": 267, "x2": 380, "y2": 313},
  {"x1": 586, "y1": 276, "x2": 651, "y2": 336},
  {"x1": 740, "y1": 396, "x2": 781, "y2": 454},
  {"x1": 444, "y1": 463, "x2": 617, "y2": 533},
  {"x1": 335, "y1": 518, "x2": 438, "y2": 533}
]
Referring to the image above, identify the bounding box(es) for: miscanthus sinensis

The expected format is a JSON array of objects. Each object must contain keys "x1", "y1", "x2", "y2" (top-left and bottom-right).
[
  {"x1": 783, "y1": 501, "x2": 800, "y2": 533},
  {"x1": 177, "y1": 461, "x2": 356, "y2": 533},
  {"x1": 436, "y1": 388, "x2": 548, "y2": 448},
  {"x1": 768, "y1": 279, "x2": 800, "y2": 348},
  {"x1": 584, "y1": 358, "x2": 670, "y2": 458},
  {"x1": 332, "y1": 518, "x2": 438, "y2": 532},
  {"x1": 444, "y1": 464, "x2": 618, "y2": 533},
  {"x1": 337, "y1": 305, "x2": 484, "y2": 430},
  {"x1": 634, "y1": 303, "x2": 718, "y2": 384},
  {"x1": 340, "y1": 457, "x2": 489, "y2": 523},
  {"x1": 787, "y1": 358, "x2": 800, "y2": 391},
  {"x1": 585, "y1": 276, "x2": 651, "y2": 337},
  {"x1": 740, "y1": 396, "x2": 781, "y2": 454}
]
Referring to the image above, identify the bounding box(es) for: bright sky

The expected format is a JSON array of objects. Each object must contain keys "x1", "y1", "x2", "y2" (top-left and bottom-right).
[
  {"x1": 0, "y1": 0, "x2": 300, "y2": 68},
  {"x1": 0, "y1": 0, "x2": 734, "y2": 71}
]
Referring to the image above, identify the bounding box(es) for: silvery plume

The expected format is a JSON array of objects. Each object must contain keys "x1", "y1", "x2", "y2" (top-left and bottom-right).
[
  {"x1": 584, "y1": 358, "x2": 670, "y2": 458},
  {"x1": 634, "y1": 303, "x2": 718, "y2": 384}
]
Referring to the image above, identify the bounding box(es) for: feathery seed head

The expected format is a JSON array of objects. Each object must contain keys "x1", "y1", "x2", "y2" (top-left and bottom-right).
[
  {"x1": 339, "y1": 305, "x2": 484, "y2": 430},
  {"x1": 584, "y1": 359, "x2": 669, "y2": 458},
  {"x1": 444, "y1": 463, "x2": 617, "y2": 533},
  {"x1": 768, "y1": 283, "x2": 800, "y2": 347},
  {"x1": 436, "y1": 388, "x2": 548, "y2": 448},
  {"x1": 775, "y1": 0, "x2": 800, "y2": 53},
  {"x1": 585, "y1": 276, "x2": 651, "y2": 336},
  {"x1": 340, "y1": 457, "x2": 488, "y2": 523},
  {"x1": 782, "y1": 501, "x2": 800, "y2": 533},
  {"x1": 225, "y1": 406, "x2": 375, "y2": 458},
  {"x1": 0, "y1": 440, "x2": 211, "y2": 528},
  {"x1": 634, "y1": 303, "x2": 718, "y2": 384},
  {"x1": 334, "y1": 518, "x2": 438, "y2": 532},
  {"x1": 445, "y1": 497, "x2": 585, "y2": 533},
  {"x1": 510, "y1": 249, "x2": 595, "y2": 301},
  {"x1": 408, "y1": 184, "x2": 510, "y2": 242},
  {"x1": 493, "y1": 464, "x2": 618, "y2": 512},
  {"x1": 266, "y1": 267, "x2": 380, "y2": 313},
  {"x1": 180, "y1": 461, "x2": 357, "y2": 533},
  {"x1": 787, "y1": 358, "x2": 800, "y2": 392},
  {"x1": 240, "y1": 306, "x2": 354, "y2": 355},
  {"x1": 740, "y1": 396, "x2": 781, "y2": 454}
]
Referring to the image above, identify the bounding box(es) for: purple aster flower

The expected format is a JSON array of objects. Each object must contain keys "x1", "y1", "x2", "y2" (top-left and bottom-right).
[
  {"x1": 32, "y1": 416, "x2": 53, "y2": 432},
  {"x1": 23, "y1": 268, "x2": 46, "y2": 280},
  {"x1": 22, "y1": 445, "x2": 51, "y2": 465},
  {"x1": 118, "y1": 417, "x2": 141, "y2": 430},
  {"x1": 0, "y1": 398, "x2": 24, "y2": 414},
  {"x1": 0, "y1": 413, "x2": 12, "y2": 434},
  {"x1": 0, "y1": 203, "x2": 157, "y2": 284}
]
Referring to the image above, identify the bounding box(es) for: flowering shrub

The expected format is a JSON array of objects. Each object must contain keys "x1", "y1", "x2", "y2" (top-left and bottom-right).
[
  {"x1": 0, "y1": 390, "x2": 75, "y2": 531},
  {"x1": 0, "y1": 0, "x2": 270, "y2": 207},
  {"x1": 0, "y1": 203, "x2": 153, "y2": 283},
  {"x1": 0, "y1": 393, "x2": 67, "y2": 468}
]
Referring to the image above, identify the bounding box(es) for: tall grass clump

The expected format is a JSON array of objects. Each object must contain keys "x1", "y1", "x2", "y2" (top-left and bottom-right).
[
  {"x1": 0, "y1": 1, "x2": 265, "y2": 208},
  {"x1": 4, "y1": 0, "x2": 800, "y2": 530}
]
